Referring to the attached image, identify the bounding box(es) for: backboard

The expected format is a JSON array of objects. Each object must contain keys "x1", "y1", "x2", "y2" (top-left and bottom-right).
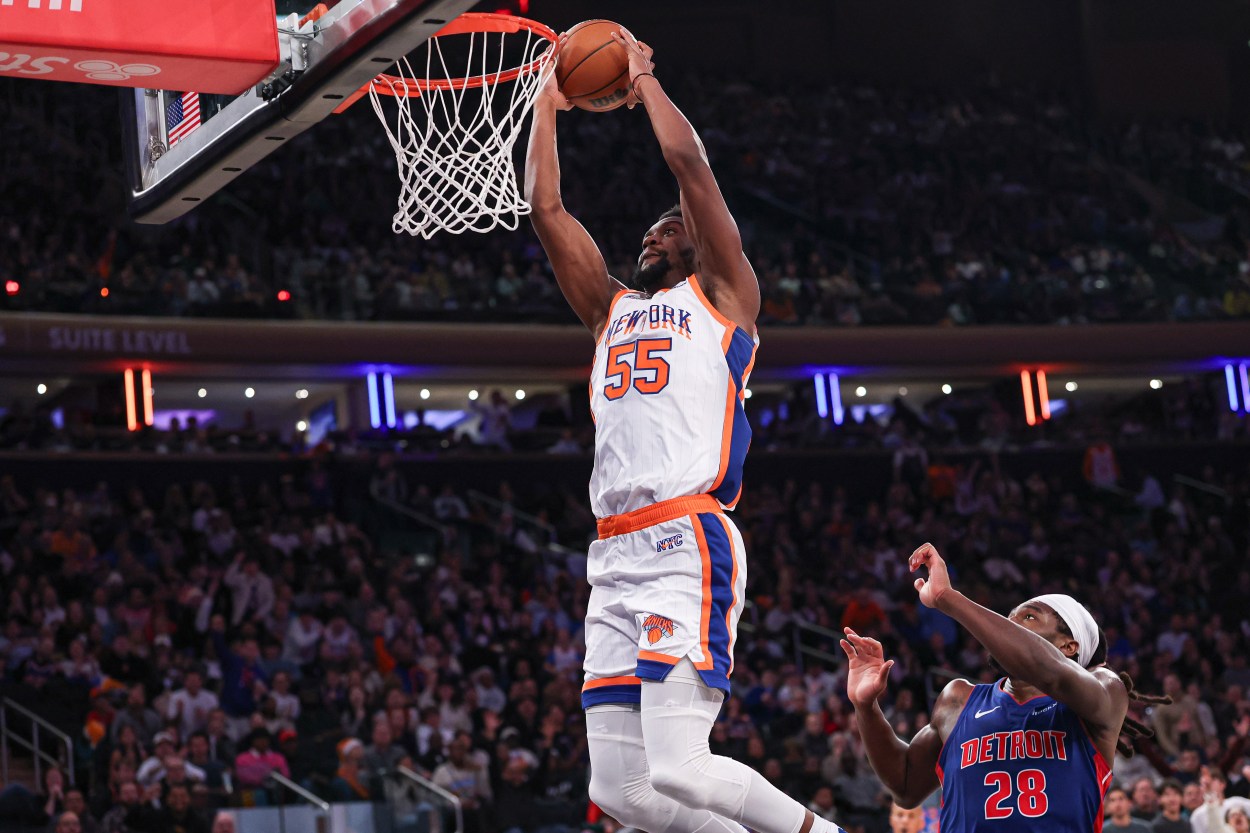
[{"x1": 122, "y1": 0, "x2": 477, "y2": 225}]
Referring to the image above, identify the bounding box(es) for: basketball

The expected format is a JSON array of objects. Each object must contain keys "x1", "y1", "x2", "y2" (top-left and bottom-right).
[{"x1": 556, "y1": 19, "x2": 632, "y2": 112}]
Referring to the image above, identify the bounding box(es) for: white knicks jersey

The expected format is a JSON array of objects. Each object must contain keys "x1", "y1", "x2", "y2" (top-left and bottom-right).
[{"x1": 588, "y1": 274, "x2": 758, "y2": 518}]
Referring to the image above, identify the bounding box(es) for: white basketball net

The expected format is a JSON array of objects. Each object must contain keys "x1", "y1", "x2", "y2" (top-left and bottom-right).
[{"x1": 368, "y1": 24, "x2": 554, "y2": 239}]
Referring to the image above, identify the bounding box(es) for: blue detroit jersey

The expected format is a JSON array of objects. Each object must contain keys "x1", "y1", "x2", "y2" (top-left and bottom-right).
[{"x1": 936, "y1": 680, "x2": 1113, "y2": 833}]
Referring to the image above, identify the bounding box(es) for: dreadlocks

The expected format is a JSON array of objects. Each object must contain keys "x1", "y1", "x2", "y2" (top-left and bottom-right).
[{"x1": 1055, "y1": 620, "x2": 1173, "y2": 757}]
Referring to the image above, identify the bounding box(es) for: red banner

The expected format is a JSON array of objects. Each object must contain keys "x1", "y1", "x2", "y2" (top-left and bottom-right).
[{"x1": 0, "y1": 0, "x2": 279, "y2": 94}]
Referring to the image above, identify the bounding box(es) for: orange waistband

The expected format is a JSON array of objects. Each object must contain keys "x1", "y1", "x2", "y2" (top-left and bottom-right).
[{"x1": 596, "y1": 494, "x2": 721, "y2": 539}]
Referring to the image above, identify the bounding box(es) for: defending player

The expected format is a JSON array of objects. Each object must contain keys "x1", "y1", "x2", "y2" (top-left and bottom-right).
[
  {"x1": 524, "y1": 28, "x2": 840, "y2": 833},
  {"x1": 843, "y1": 543, "x2": 1165, "y2": 832}
]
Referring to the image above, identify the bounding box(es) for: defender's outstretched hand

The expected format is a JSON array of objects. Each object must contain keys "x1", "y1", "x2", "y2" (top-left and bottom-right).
[
  {"x1": 610, "y1": 27, "x2": 655, "y2": 109},
  {"x1": 841, "y1": 627, "x2": 895, "y2": 708},
  {"x1": 909, "y1": 542, "x2": 953, "y2": 608}
]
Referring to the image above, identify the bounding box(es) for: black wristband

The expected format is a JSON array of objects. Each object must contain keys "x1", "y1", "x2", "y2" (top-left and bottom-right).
[{"x1": 631, "y1": 73, "x2": 657, "y2": 101}]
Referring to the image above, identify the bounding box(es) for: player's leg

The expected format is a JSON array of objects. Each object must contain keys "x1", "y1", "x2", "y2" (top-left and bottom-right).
[
  {"x1": 586, "y1": 704, "x2": 747, "y2": 833},
  {"x1": 632, "y1": 513, "x2": 843, "y2": 833},
  {"x1": 583, "y1": 546, "x2": 747, "y2": 833},
  {"x1": 640, "y1": 661, "x2": 841, "y2": 833}
]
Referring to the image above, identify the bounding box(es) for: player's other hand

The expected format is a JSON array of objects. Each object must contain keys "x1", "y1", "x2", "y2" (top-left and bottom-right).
[
  {"x1": 539, "y1": 36, "x2": 572, "y2": 111},
  {"x1": 841, "y1": 627, "x2": 894, "y2": 709},
  {"x1": 909, "y1": 542, "x2": 953, "y2": 609},
  {"x1": 610, "y1": 28, "x2": 655, "y2": 109}
]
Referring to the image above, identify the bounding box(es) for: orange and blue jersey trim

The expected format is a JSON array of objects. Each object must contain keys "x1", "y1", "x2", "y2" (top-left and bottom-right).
[
  {"x1": 686, "y1": 274, "x2": 756, "y2": 510},
  {"x1": 631, "y1": 508, "x2": 738, "y2": 697},
  {"x1": 581, "y1": 675, "x2": 642, "y2": 709}
]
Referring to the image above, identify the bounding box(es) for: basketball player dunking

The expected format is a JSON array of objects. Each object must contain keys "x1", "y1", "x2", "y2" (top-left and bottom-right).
[
  {"x1": 844, "y1": 543, "x2": 1153, "y2": 833},
  {"x1": 525, "y1": 29, "x2": 841, "y2": 833}
]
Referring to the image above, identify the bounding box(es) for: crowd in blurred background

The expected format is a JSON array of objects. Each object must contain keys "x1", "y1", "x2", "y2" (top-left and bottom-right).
[
  {"x1": 2, "y1": 77, "x2": 1249, "y2": 326},
  {"x1": 3, "y1": 26, "x2": 1250, "y2": 833},
  {"x1": 0, "y1": 425, "x2": 1248, "y2": 833}
]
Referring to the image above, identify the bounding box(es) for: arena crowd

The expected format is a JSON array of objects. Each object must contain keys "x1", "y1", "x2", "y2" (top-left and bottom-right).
[
  {"x1": 1, "y1": 422, "x2": 1248, "y2": 833},
  {"x1": 2, "y1": 78, "x2": 1249, "y2": 327}
]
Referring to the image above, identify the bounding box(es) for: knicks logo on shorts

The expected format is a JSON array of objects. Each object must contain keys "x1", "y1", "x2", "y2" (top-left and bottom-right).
[
  {"x1": 656, "y1": 533, "x2": 683, "y2": 552},
  {"x1": 642, "y1": 614, "x2": 677, "y2": 645}
]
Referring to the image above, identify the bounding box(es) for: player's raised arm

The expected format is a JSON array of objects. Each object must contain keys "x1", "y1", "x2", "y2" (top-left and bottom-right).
[
  {"x1": 841, "y1": 628, "x2": 959, "y2": 808},
  {"x1": 524, "y1": 60, "x2": 627, "y2": 337},
  {"x1": 612, "y1": 30, "x2": 760, "y2": 332},
  {"x1": 909, "y1": 543, "x2": 1128, "y2": 743}
]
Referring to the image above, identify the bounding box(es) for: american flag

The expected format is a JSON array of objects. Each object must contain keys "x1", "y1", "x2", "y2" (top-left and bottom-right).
[{"x1": 165, "y1": 91, "x2": 201, "y2": 147}]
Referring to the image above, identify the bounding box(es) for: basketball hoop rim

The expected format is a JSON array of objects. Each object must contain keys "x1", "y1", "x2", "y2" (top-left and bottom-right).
[{"x1": 368, "y1": 12, "x2": 556, "y2": 97}]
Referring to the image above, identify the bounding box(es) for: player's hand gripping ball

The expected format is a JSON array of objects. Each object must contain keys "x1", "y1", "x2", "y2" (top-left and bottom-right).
[{"x1": 555, "y1": 20, "x2": 634, "y2": 112}]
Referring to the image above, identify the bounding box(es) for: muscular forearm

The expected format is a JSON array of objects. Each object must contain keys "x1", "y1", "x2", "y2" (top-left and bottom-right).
[
  {"x1": 633, "y1": 76, "x2": 706, "y2": 175},
  {"x1": 854, "y1": 701, "x2": 920, "y2": 805},
  {"x1": 524, "y1": 100, "x2": 562, "y2": 211},
  {"x1": 936, "y1": 591, "x2": 1069, "y2": 690}
]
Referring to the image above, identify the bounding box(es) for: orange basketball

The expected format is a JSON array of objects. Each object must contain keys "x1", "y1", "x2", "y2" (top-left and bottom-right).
[{"x1": 556, "y1": 20, "x2": 632, "y2": 112}]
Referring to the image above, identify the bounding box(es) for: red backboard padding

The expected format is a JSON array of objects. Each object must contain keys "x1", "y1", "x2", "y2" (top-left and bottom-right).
[{"x1": 0, "y1": 0, "x2": 280, "y2": 94}]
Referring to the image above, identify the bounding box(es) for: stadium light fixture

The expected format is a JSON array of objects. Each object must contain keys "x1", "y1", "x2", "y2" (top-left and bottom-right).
[
  {"x1": 1020, "y1": 370, "x2": 1037, "y2": 427},
  {"x1": 366, "y1": 373, "x2": 381, "y2": 429},
  {"x1": 382, "y1": 373, "x2": 397, "y2": 428}
]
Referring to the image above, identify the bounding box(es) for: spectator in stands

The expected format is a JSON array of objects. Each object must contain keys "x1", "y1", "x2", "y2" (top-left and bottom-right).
[
  {"x1": 1153, "y1": 675, "x2": 1212, "y2": 757},
  {"x1": 206, "y1": 618, "x2": 267, "y2": 739},
  {"x1": 202, "y1": 710, "x2": 236, "y2": 766},
  {"x1": 807, "y1": 785, "x2": 839, "y2": 827},
  {"x1": 494, "y1": 753, "x2": 580, "y2": 833},
  {"x1": 433, "y1": 732, "x2": 492, "y2": 833},
  {"x1": 223, "y1": 552, "x2": 275, "y2": 627},
  {"x1": 146, "y1": 783, "x2": 208, "y2": 833},
  {"x1": 1083, "y1": 436, "x2": 1121, "y2": 491},
  {"x1": 1132, "y1": 777, "x2": 1160, "y2": 820},
  {"x1": 63, "y1": 788, "x2": 99, "y2": 833},
  {"x1": 168, "y1": 669, "x2": 218, "y2": 740},
  {"x1": 829, "y1": 750, "x2": 888, "y2": 833},
  {"x1": 184, "y1": 733, "x2": 230, "y2": 808},
  {"x1": 471, "y1": 391, "x2": 513, "y2": 453},
  {"x1": 362, "y1": 716, "x2": 405, "y2": 780},
  {"x1": 329, "y1": 738, "x2": 372, "y2": 801},
  {"x1": 233, "y1": 729, "x2": 289, "y2": 794},
  {"x1": 887, "y1": 803, "x2": 924, "y2": 833},
  {"x1": 474, "y1": 668, "x2": 507, "y2": 714},
  {"x1": 60, "y1": 637, "x2": 102, "y2": 687},
  {"x1": 268, "y1": 670, "x2": 299, "y2": 723},
  {"x1": 1106, "y1": 786, "x2": 1153, "y2": 833},
  {"x1": 546, "y1": 429, "x2": 582, "y2": 455},
  {"x1": 282, "y1": 604, "x2": 323, "y2": 667},
  {"x1": 136, "y1": 731, "x2": 180, "y2": 787},
  {"x1": 111, "y1": 685, "x2": 161, "y2": 748},
  {"x1": 1151, "y1": 779, "x2": 1188, "y2": 833},
  {"x1": 53, "y1": 811, "x2": 82, "y2": 833},
  {"x1": 434, "y1": 484, "x2": 470, "y2": 522},
  {"x1": 98, "y1": 780, "x2": 143, "y2": 833}
]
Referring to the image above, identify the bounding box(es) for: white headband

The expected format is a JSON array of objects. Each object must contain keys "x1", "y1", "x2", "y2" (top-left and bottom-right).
[{"x1": 1029, "y1": 594, "x2": 1099, "y2": 668}]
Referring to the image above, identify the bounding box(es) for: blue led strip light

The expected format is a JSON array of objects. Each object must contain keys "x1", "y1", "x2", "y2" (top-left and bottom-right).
[{"x1": 366, "y1": 372, "x2": 381, "y2": 429}]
